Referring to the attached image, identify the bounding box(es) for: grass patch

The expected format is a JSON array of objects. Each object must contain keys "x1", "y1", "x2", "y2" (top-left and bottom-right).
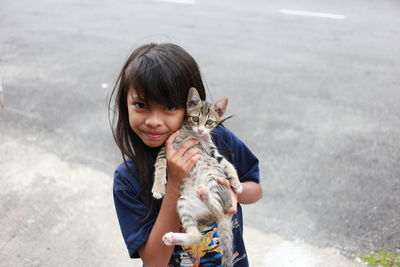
[{"x1": 361, "y1": 250, "x2": 400, "y2": 267}]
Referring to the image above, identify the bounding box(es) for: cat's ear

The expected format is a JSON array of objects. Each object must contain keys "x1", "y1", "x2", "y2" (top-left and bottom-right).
[
  {"x1": 187, "y1": 87, "x2": 201, "y2": 109},
  {"x1": 214, "y1": 98, "x2": 228, "y2": 117}
]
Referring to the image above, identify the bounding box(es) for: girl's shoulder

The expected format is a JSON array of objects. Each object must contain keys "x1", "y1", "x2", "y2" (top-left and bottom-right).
[
  {"x1": 212, "y1": 125, "x2": 260, "y2": 184},
  {"x1": 211, "y1": 125, "x2": 231, "y2": 141},
  {"x1": 211, "y1": 125, "x2": 242, "y2": 149},
  {"x1": 113, "y1": 160, "x2": 140, "y2": 193}
]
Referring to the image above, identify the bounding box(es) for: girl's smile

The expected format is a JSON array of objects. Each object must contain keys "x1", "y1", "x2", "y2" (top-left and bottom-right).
[
  {"x1": 127, "y1": 88, "x2": 185, "y2": 147},
  {"x1": 143, "y1": 132, "x2": 165, "y2": 139}
]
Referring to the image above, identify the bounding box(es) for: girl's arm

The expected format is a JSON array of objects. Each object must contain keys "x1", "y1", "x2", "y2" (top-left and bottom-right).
[
  {"x1": 137, "y1": 179, "x2": 181, "y2": 266},
  {"x1": 138, "y1": 132, "x2": 201, "y2": 267},
  {"x1": 237, "y1": 181, "x2": 263, "y2": 204}
]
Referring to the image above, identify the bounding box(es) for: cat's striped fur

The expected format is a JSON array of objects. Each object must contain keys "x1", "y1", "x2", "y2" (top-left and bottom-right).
[{"x1": 151, "y1": 88, "x2": 243, "y2": 267}]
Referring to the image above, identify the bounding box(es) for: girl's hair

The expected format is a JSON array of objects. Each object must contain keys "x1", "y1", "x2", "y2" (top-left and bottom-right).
[{"x1": 109, "y1": 43, "x2": 206, "y2": 217}]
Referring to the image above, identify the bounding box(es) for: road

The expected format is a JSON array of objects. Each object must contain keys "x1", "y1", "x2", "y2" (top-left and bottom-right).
[{"x1": 1, "y1": 0, "x2": 399, "y2": 266}]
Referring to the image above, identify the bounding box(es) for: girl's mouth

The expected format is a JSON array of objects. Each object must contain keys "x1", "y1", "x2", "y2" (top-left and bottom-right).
[{"x1": 144, "y1": 132, "x2": 164, "y2": 140}]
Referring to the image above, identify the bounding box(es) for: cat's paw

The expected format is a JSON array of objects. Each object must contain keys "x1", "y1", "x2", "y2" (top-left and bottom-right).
[
  {"x1": 196, "y1": 185, "x2": 209, "y2": 201},
  {"x1": 152, "y1": 191, "x2": 164, "y2": 199},
  {"x1": 152, "y1": 183, "x2": 166, "y2": 199},
  {"x1": 231, "y1": 182, "x2": 243, "y2": 194},
  {"x1": 162, "y1": 232, "x2": 181, "y2": 246}
]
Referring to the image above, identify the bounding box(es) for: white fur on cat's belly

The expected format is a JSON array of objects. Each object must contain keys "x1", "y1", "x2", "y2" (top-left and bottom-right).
[
  {"x1": 187, "y1": 195, "x2": 211, "y2": 218},
  {"x1": 192, "y1": 158, "x2": 225, "y2": 185},
  {"x1": 192, "y1": 160, "x2": 209, "y2": 185}
]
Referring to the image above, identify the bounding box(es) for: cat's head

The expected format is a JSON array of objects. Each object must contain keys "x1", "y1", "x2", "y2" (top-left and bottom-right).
[{"x1": 186, "y1": 87, "x2": 228, "y2": 137}]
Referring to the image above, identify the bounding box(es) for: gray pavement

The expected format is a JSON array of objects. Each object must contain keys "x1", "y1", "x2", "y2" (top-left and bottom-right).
[{"x1": 1, "y1": 0, "x2": 400, "y2": 266}]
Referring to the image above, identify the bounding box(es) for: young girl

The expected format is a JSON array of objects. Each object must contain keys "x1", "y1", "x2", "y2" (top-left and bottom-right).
[{"x1": 110, "y1": 43, "x2": 262, "y2": 267}]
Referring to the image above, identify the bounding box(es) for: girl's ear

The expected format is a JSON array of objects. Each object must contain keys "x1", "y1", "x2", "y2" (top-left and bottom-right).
[
  {"x1": 187, "y1": 87, "x2": 201, "y2": 109},
  {"x1": 214, "y1": 98, "x2": 228, "y2": 117}
]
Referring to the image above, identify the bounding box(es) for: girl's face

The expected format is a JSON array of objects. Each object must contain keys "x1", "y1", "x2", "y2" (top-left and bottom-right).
[{"x1": 127, "y1": 88, "x2": 185, "y2": 148}]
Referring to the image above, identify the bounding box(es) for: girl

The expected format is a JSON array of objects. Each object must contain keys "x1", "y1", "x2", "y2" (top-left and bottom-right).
[{"x1": 110, "y1": 43, "x2": 262, "y2": 267}]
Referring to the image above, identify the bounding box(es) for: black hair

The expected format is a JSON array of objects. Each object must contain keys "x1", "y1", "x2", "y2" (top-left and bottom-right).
[{"x1": 109, "y1": 43, "x2": 206, "y2": 218}]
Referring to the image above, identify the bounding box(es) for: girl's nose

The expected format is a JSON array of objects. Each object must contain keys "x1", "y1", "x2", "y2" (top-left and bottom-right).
[{"x1": 145, "y1": 112, "x2": 162, "y2": 128}]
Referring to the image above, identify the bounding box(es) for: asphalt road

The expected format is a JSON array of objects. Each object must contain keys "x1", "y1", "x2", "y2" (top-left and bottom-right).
[{"x1": 1, "y1": 0, "x2": 399, "y2": 266}]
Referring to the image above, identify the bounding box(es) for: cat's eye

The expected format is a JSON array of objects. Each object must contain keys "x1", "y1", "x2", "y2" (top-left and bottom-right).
[
  {"x1": 192, "y1": 116, "x2": 199, "y2": 122},
  {"x1": 206, "y1": 119, "x2": 214, "y2": 125}
]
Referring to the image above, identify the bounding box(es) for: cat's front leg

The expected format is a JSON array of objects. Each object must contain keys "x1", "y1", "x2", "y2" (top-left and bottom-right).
[
  {"x1": 222, "y1": 160, "x2": 243, "y2": 194},
  {"x1": 152, "y1": 149, "x2": 167, "y2": 199}
]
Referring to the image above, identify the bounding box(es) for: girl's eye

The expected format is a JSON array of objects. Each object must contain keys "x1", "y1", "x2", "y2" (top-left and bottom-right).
[
  {"x1": 164, "y1": 106, "x2": 177, "y2": 111},
  {"x1": 133, "y1": 102, "x2": 146, "y2": 109},
  {"x1": 192, "y1": 116, "x2": 199, "y2": 122},
  {"x1": 206, "y1": 119, "x2": 214, "y2": 125}
]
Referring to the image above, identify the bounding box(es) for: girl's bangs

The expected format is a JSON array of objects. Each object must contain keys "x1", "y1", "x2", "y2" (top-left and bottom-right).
[{"x1": 128, "y1": 56, "x2": 187, "y2": 108}]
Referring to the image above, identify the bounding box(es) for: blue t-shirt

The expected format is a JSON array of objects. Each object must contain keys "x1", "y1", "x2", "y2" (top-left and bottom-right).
[{"x1": 113, "y1": 126, "x2": 260, "y2": 267}]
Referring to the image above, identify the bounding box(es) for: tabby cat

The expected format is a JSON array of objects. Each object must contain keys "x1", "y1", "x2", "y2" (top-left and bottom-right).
[{"x1": 152, "y1": 87, "x2": 243, "y2": 267}]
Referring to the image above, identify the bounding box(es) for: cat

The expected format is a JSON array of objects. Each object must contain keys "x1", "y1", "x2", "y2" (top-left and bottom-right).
[{"x1": 151, "y1": 87, "x2": 243, "y2": 267}]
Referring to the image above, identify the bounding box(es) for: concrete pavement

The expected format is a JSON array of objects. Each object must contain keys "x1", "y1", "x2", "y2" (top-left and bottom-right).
[
  {"x1": 0, "y1": 135, "x2": 364, "y2": 266},
  {"x1": 1, "y1": 0, "x2": 399, "y2": 265}
]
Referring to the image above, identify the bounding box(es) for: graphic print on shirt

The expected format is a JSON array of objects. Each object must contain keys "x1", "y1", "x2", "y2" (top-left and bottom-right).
[{"x1": 168, "y1": 216, "x2": 243, "y2": 267}]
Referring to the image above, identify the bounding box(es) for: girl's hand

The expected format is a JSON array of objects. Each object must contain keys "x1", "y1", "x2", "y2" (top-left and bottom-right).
[
  {"x1": 165, "y1": 131, "x2": 202, "y2": 183},
  {"x1": 215, "y1": 177, "x2": 238, "y2": 215}
]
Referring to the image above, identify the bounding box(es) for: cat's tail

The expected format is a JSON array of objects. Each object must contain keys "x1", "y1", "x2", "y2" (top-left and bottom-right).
[
  {"x1": 196, "y1": 186, "x2": 233, "y2": 267},
  {"x1": 218, "y1": 216, "x2": 234, "y2": 267}
]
